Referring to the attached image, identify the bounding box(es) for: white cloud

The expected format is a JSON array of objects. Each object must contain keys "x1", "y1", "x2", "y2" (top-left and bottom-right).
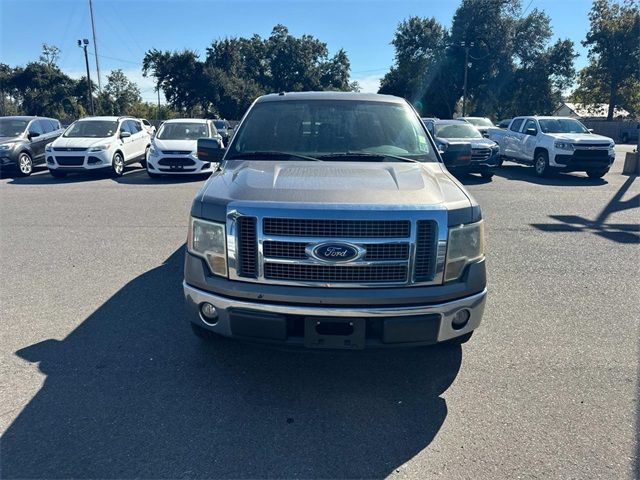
[{"x1": 354, "y1": 74, "x2": 383, "y2": 93}]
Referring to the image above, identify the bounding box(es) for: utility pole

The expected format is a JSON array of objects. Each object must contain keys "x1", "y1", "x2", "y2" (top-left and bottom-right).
[
  {"x1": 461, "y1": 41, "x2": 474, "y2": 117},
  {"x1": 79, "y1": 39, "x2": 95, "y2": 115},
  {"x1": 88, "y1": 0, "x2": 101, "y2": 90},
  {"x1": 157, "y1": 82, "x2": 161, "y2": 122}
]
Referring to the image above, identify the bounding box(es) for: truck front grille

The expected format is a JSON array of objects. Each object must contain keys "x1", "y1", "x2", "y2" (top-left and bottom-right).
[
  {"x1": 263, "y1": 218, "x2": 410, "y2": 238},
  {"x1": 471, "y1": 148, "x2": 491, "y2": 162},
  {"x1": 233, "y1": 214, "x2": 440, "y2": 287},
  {"x1": 264, "y1": 263, "x2": 408, "y2": 283}
]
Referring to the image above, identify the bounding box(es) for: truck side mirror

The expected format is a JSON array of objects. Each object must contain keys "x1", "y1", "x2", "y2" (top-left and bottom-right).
[
  {"x1": 197, "y1": 137, "x2": 226, "y2": 162},
  {"x1": 525, "y1": 127, "x2": 537, "y2": 136}
]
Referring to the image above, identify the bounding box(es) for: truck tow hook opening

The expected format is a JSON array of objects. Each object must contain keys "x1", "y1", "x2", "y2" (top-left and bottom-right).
[
  {"x1": 452, "y1": 309, "x2": 471, "y2": 330},
  {"x1": 316, "y1": 321, "x2": 354, "y2": 336}
]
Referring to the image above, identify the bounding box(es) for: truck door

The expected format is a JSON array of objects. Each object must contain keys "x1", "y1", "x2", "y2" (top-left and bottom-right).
[
  {"x1": 504, "y1": 118, "x2": 524, "y2": 158},
  {"x1": 520, "y1": 118, "x2": 539, "y2": 162}
]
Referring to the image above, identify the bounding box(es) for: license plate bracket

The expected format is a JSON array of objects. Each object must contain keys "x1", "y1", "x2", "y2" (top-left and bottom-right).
[{"x1": 304, "y1": 317, "x2": 366, "y2": 350}]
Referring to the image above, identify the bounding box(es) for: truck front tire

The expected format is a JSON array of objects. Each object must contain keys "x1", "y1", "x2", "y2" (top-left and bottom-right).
[{"x1": 534, "y1": 151, "x2": 551, "y2": 177}]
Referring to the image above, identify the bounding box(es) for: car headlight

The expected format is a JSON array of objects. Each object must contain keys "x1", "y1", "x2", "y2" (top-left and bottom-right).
[
  {"x1": 444, "y1": 221, "x2": 485, "y2": 282},
  {"x1": 187, "y1": 217, "x2": 227, "y2": 277},
  {"x1": 88, "y1": 144, "x2": 110, "y2": 152},
  {"x1": 554, "y1": 141, "x2": 574, "y2": 151},
  {"x1": 0, "y1": 143, "x2": 15, "y2": 150},
  {"x1": 608, "y1": 141, "x2": 615, "y2": 149},
  {"x1": 45, "y1": 143, "x2": 53, "y2": 152},
  {"x1": 149, "y1": 146, "x2": 158, "y2": 156}
]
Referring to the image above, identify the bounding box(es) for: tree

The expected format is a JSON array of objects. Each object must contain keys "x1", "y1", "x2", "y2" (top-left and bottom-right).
[
  {"x1": 39, "y1": 44, "x2": 61, "y2": 68},
  {"x1": 102, "y1": 69, "x2": 142, "y2": 115},
  {"x1": 579, "y1": 0, "x2": 640, "y2": 119}
]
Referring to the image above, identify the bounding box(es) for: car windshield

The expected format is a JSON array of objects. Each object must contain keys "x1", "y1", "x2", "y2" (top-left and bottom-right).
[
  {"x1": 435, "y1": 123, "x2": 482, "y2": 139},
  {"x1": 157, "y1": 122, "x2": 209, "y2": 140},
  {"x1": 213, "y1": 121, "x2": 227, "y2": 129},
  {"x1": 538, "y1": 119, "x2": 589, "y2": 134},
  {"x1": 64, "y1": 120, "x2": 117, "y2": 138},
  {"x1": 465, "y1": 118, "x2": 493, "y2": 127},
  {"x1": 0, "y1": 119, "x2": 29, "y2": 136},
  {"x1": 228, "y1": 99, "x2": 437, "y2": 162}
]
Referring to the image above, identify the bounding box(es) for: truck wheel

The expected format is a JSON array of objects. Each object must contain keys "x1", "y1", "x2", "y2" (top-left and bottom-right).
[
  {"x1": 17, "y1": 152, "x2": 33, "y2": 176},
  {"x1": 190, "y1": 322, "x2": 221, "y2": 341},
  {"x1": 534, "y1": 151, "x2": 551, "y2": 177},
  {"x1": 111, "y1": 152, "x2": 125, "y2": 177},
  {"x1": 586, "y1": 168, "x2": 609, "y2": 179},
  {"x1": 50, "y1": 169, "x2": 66, "y2": 178}
]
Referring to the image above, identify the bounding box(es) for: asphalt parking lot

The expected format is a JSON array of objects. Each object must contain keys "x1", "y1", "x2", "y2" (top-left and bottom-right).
[{"x1": 1, "y1": 145, "x2": 638, "y2": 479}]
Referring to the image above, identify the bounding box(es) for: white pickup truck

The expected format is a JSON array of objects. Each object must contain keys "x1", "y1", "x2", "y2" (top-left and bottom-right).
[{"x1": 488, "y1": 116, "x2": 615, "y2": 178}]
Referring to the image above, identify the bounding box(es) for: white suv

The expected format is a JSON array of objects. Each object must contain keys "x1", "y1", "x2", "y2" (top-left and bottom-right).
[
  {"x1": 146, "y1": 118, "x2": 222, "y2": 177},
  {"x1": 46, "y1": 116, "x2": 151, "y2": 178}
]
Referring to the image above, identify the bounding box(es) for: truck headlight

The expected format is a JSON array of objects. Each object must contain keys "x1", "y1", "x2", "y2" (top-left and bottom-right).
[
  {"x1": 444, "y1": 221, "x2": 485, "y2": 282},
  {"x1": 554, "y1": 141, "x2": 574, "y2": 151},
  {"x1": 187, "y1": 217, "x2": 227, "y2": 277}
]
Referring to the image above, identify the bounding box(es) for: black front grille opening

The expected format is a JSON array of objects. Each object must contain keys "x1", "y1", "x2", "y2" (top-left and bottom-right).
[
  {"x1": 55, "y1": 156, "x2": 84, "y2": 166},
  {"x1": 264, "y1": 263, "x2": 407, "y2": 283},
  {"x1": 237, "y1": 217, "x2": 258, "y2": 278},
  {"x1": 263, "y1": 218, "x2": 411, "y2": 238},
  {"x1": 263, "y1": 241, "x2": 410, "y2": 261},
  {"x1": 158, "y1": 157, "x2": 196, "y2": 166},
  {"x1": 414, "y1": 220, "x2": 437, "y2": 282}
]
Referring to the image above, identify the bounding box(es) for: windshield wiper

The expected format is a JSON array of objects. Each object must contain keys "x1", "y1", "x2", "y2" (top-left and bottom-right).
[
  {"x1": 316, "y1": 152, "x2": 422, "y2": 164},
  {"x1": 226, "y1": 151, "x2": 322, "y2": 161}
]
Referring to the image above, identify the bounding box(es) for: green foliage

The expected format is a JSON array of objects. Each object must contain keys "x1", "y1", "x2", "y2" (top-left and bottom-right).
[
  {"x1": 143, "y1": 25, "x2": 357, "y2": 118},
  {"x1": 574, "y1": 0, "x2": 640, "y2": 119},
  {"x1": 380, "y1": 1, "x2": 577, "y2": 119},
  {"x1": 101, "y1": 69, "x2": 142, "y2": 115}
]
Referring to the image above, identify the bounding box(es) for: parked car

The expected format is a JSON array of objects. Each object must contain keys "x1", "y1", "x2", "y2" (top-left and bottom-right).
[
  {"x1": 488, "y1": 116, "x2": 616, "y2": 178},
  {"x1": 46, "y1": 116, "x2": 151, "y2": 178},
  {"x1": 146, "y1": 118, "x2": 223, "y2": 178},
  {"x1": 140, "y1": 118, "x2": 156, "y2": 136},
  {"x1": 497, "y1": 118, "x2": 512, "y2": 129},
  {"x1": 459, "y1": 117, "x2": 495, "y2": 137},
  {"x1": 425, "y1": 119, "x2": 500, "y2": 179},
  {"x1": 185, "y1": 92, "x2": 487, "y2": 349},
  {"x1": 212, "y1": 119, "x2": 232, "y2": 145},
  {"x1": 0, "y1": 116, "x2": 64, "y2": 176}
]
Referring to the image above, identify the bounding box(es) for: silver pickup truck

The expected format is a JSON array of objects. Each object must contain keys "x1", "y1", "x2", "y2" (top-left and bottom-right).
[{"x1": 184, "y1": 92, "x2": 487, "y2": 349}]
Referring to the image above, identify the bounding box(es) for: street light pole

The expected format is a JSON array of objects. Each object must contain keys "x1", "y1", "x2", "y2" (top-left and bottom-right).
[
  {"x1": 461, "y1": 41, "x2": 474, "y2": 117},
  {"x1": 78, "y1": 39, "x2": 94, "y2": 115}
]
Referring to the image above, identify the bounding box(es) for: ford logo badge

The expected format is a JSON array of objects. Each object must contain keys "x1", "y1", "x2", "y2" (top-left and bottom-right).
[{"x1": 307, "y1": 242, "x2": 365, "y2": 263}]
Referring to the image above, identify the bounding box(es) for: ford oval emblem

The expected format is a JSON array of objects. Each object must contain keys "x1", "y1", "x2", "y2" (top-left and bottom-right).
[{"x1": 308, "y1": 242, "x2": 365, "y2": 263}]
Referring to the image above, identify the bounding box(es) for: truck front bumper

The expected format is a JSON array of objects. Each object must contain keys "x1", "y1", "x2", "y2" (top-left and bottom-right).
[{"x1": 184, "y1": 282, "x2": 487, "y2": 349}]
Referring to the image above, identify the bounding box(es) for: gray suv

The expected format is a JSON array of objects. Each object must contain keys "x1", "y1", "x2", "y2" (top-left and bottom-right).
[
  {"x1": 0, "y1": 116, "x2": 64, "y2": 176},
  {"x1": 184, "y1": 92, "x2": 487, "y2": 349}
]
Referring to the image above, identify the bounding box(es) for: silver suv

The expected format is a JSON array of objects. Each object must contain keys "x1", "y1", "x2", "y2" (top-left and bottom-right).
[{"x1": 184, "y1": 92, "x2": 487, "y2": 349}]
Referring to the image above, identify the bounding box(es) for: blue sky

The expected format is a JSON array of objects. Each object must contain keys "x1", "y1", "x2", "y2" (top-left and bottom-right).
[{"x1": 0, "y1": 0, "x2": 593, "y2": 102}]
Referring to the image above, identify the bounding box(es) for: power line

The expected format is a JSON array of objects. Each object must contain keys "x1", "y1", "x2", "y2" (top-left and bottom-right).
[
  {"x1": 86, "y1": 51, "x2": 141, "y2": 66},
  {"x1": 521, "y1": 0, "x2": 535, "y2": 17}
]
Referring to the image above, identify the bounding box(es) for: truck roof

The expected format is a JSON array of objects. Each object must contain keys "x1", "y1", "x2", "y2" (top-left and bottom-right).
[{"x1": 256, "y1": 91, "x2": 406, "y2": 104}]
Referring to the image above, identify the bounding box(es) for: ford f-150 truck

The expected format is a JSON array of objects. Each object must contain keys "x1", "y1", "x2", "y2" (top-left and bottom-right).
[
  {"x1": 489, "y1": 116, "x2": 615, "y2": 178},
  {"x1": 184, "y1": 92, "x2": 487, "y2": 349}
]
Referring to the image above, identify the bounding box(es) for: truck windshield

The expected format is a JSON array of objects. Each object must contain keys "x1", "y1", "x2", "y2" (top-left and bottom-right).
[
  {"x1": 538, "y1": 119, "x2": 589, "y2": 134},
  {"x1": 0, "y1": 119, "x2": 28, "y2": 137},
  {"x1": 435, "y1": 123, "x2": 482, "y2": 139},
  {"x1": 229, "y1": 99, "x2": 437, "y2": 162},
  {"x1": 64, "y1": 120, "x2": 118, "y2": 138},
  {"x1": 157, "y1": 122, "x2": 209, "y2": 140}
]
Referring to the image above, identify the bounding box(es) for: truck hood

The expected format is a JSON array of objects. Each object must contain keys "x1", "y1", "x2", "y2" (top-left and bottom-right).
[
  {"x1": 51, "y1": 136, "x2": 117, "y2": 149},
  {"x1": 152, "y1": 138, "x2": 197, "y2": 152},
  {"x1": 546, "y1": 132, "x2": 613, "y2": 144},
  {"x1": 198, "y1": 160, "x2": 472, "y2": 212}
]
